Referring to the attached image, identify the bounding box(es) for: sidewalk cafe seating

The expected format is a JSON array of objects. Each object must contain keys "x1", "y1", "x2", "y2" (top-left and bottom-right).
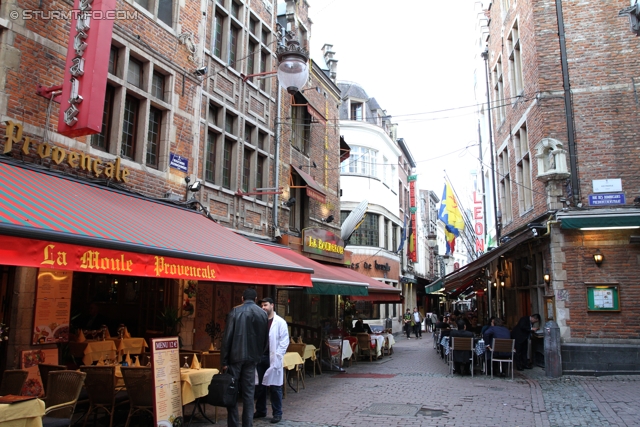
[
  {"x1": 356, "y1": 333, "x2": 374, "y2": 362},
  {"x1": 488, "y1": 338, "x2": 516, "y2": 380},
  {"x1": 449, "y1": 337, "x2": 474, "y2": 377},
  {"x1": 79, "y1": 366, "x2": 129, "y2": 427},
  {"x1": 286, "y1": 343, "x2": 306, "y2": 391},
  {"x1": 344, "y1": 336, "x2": 358, "y2": 366},
  {"x1": 37, "y1": 364, "x2": 66, "y2": 397},
  {"x1": 120, "y1": 367, "x2": 153, "y2": 427},
  {"x1": 41, "y1": 370, "x2": 86, "y2": 427},
  {"x1": 0, "y1": 369, "x2": 28, "y2": 396}
]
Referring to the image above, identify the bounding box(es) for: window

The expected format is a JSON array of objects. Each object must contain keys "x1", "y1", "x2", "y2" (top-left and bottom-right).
[
  {"x1": 349, "y1": 213, "x2": 379, "y2": 247},
  {"x1": 249, "y1": 16, "x2": 257, "y2": 35},
  {"x1": 340, "y1": 146, "x2": 378, "y2": 178},
  {"x1": 291, "y1": 95, "x2": 310, "y2": 154},
  {"x1": 392, "y1": 224, "x2": 398, "y2": 252},
  {"x1": 382, "y1": 156, "x2": 389, "y2": 186},
  {"x1": 151, "y1": 72, "x2": 165, "y2": 100},
  {"x1": 121, "y1": 96, "x2": 139, "y2": 159},
  {"x1": 350, "y1": 102, "x2": 363, "y2": 121},
  {"x1": 228, "y1": 25, "x2": 239, "y2": 69},
  {"x1": 259, "y1": 50, "x2": 268, "y2": 91},
  {"x1": 213, "y1": 12, "x2": 224, "y2": 58},
  {"x1": 247, "y1": 40, "x2": 256, "y2": 78},
  {"x1": 108, "y1": 46, "x2": 118, "y2": 75},
  {"x1": 127, "y1": 58, "x2": 142, "y2": 88},
  {"x1": 288, "y1": 173, "x2": 309, "y2": 233},
  {"x1": 498, "y1": 147, "x2": 512, "y2": 223},
  {"x1": 244, "y1": 123, "x2": 255, "y2": 145},
  {"x1": 134, "y1": 0, "x2": 173, "y2": 27},
  {"x1": 384, "y1": 219, "x2": 389, "y2": 250},
  {"x1": 94, "y1": 51, "x2": 170, "y2": 167},
  {"x1": 255, "y1": 154, "x2": 266, "y2": 201},
  {"x1": 261, "y1": 29, "x2": 269, "y2": 45},
  {"x1": 258, "y1": 131, "x2": 267, "y2": 151},
  {"x1": 222, "y1": 138, "x2": 235, "y2": 189},
  {"x1": 492, "y1": 56, "x2": 506, "y2": 124},
  {"x1": 508, "y1": 22, "x2": 523, "y2": 97},
  {"x1": 205, "y1": 131, "x2": 217, "y2": 183},
  {"x1": 225, "y1": 113, "x2": 235, "y2": 134},
  {"x1": 208, "y1": 103, "x2": 219, "y2": 127},
  {"x1": 146, "y1": 107, "x2": 162, "y2": 168},
  {"x1": 242, "y1": 148, "x2": 252, "y2": 192},
  {"x1": 230, "y1": 1, "x2": 239, "y2": 19},
  {"x1": 514, "y1": 125, "x2": 533, "y2": 212}
]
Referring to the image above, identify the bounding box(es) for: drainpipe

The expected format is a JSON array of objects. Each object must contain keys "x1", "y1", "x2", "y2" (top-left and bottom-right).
[
  {"x1": 272, "y1": 85, "x2": 282, "y2": 235},
  {"x1": 555, "y1": 0, "x2": 580, "y2": 203}
]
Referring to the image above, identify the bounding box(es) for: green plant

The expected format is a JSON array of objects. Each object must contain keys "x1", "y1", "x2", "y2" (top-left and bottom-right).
[
  {"x1": 205, "y1": 322, "x2": 223, "y2": 348},
  {"x1": 158, "y1": 307, "x2": 184, "y2": 336}
]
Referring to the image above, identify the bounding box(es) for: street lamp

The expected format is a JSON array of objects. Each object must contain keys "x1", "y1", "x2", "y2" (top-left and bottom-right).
[{"x1": 276, "y1": 31, "x2": 309, "y2": 94}]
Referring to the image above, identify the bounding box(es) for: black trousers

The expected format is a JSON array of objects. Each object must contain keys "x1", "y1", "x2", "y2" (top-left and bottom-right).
[
  {"x1": 515, "y1": 340, "x2": 529, "y2": 368},
  {"x1": 226, "y1": 360, "x2": 257, "y2": 427}
]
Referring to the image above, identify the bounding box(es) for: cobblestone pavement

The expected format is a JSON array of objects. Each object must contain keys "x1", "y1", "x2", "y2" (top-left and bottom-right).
[{"x1": 189, "y1": 334, "x2": 640, "y2": 426}]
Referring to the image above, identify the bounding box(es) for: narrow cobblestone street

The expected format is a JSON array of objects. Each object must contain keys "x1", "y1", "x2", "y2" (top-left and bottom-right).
[{"x1": 195, "y1": 335, "x2": 640, "y2": 427}]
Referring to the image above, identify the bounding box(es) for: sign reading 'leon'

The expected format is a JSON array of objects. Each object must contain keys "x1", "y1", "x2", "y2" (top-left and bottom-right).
[
  {"x1": 303, "y1": 228, "x2": 345, "y2": 259},
  {"x1": 57, "y1": 0, "x2": 116, "y2": 137}
]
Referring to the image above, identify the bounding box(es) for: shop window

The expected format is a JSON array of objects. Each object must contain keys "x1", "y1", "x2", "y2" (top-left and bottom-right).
[{"x1": 92, "y1": 85, "x2": 114, "y2": 151}]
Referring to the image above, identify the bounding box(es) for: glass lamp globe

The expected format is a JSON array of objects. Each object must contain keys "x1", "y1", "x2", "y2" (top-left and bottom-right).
[{"x1": 277, "y1": 55, "x2": 309, "y2": 94}]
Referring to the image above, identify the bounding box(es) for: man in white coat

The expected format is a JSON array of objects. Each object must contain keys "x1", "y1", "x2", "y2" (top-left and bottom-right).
[{"x1": 254, "y1": 297, "x2": 289, "y2": 424}]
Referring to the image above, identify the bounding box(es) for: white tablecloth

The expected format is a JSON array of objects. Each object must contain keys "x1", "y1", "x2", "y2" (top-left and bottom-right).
[{"x1": 370, "y1": 335, "x2": 385, "y2": 357}]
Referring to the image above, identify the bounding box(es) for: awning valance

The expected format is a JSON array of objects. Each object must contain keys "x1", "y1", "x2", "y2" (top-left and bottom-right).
[
  {"x1": 425, "y1": 277, "x2": 444, "y2": 294},
  {"x1": 291, "y1": 164, "x2": 327, "y2": 203},
  {"x1": 560, "y1": 213, "x2": 640, "y2": 229},
  {"x1": 337, "y1": 268, "x2": 401, "y2": 303},
  {"x1": 0, "y1": 161, "x2": 312, "y2": 286},
  {"x1": 257, "y1": 243, "x2": 369, "y2": 296}
]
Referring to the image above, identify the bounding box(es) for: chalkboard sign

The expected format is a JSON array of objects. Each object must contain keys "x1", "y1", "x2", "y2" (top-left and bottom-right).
[{"x1": 586, "y1": 284, "x2": 620, "y2": 312}]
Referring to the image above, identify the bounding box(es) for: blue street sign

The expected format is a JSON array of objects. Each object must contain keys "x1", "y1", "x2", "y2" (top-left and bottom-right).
[
  {"x1": 588, "y1": 193, "x2": 625, "y2": 206},
  {"x1": 169, "y1": 153, "x2": 188, "y2": 173}
]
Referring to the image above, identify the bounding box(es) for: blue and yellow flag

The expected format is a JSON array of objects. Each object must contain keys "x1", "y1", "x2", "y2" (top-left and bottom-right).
[{"x1": 438, "y1": 182, "x2": 465, "y2": 255}]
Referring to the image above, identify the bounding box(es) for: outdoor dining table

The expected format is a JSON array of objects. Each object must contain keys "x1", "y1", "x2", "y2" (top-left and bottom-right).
[
  {"x1": 106, "y1": 337, "x2": 148, "y2": 357},
  {"x1": 0, "y1": 397, "x2": 45, "y2": 427},
  {"x1": 68, "y1": 339, "x2": 118, "y2": 365},
  {"x1": 283, "y1": 352, "x2": 305, "y2": 397}
]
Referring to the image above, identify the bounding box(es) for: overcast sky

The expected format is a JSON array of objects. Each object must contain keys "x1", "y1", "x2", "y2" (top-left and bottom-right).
[{"x1": 308, "y1": 0, "x2": 482, "y2": 204}]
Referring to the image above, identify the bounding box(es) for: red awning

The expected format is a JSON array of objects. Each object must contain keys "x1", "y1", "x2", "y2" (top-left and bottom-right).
[
  {"x1": 257, "y1": 243, "x2": 369, "y2": 295},
  {"x1": 306, "y1": 104, "x2": 327, "y2": 125},
  {"x1": 334, "y1": 268, "x2": 402, "y2": 303},
  {"x1": 291, "y1": 164, "x2": 327, "y2": 203},
  {"x1": 0, "y1": 161, "x2": 312, "y2": 287}
]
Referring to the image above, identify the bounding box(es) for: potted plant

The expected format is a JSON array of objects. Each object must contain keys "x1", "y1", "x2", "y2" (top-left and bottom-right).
[
  {"x1": 205, "y1": 322, "x2": 223, "y2": 350},
  {"x1": 158, "y1": 307, "x2": 184, "y2": 336}
]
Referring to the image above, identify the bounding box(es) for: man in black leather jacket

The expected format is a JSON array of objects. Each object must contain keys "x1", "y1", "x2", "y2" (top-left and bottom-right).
[{"x1": 221, "y1": 288, "x2": 268, "y2": 427}]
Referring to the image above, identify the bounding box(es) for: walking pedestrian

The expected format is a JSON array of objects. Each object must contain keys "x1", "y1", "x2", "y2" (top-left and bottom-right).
[
  {"x1": 221, "y1": 288, "x2": 268, "y2": 427},
  {"x1": 255, "y1": 297, "x2": 288, "y2": 424},
  {"x1": 412, "y1": 307, "x2": 423, "y2": 338},
  {"x1": 402, "y1": 309, "x2": 412, "y2": 339}
]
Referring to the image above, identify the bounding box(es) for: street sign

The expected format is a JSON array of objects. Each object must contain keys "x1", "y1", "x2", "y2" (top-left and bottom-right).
[{"x1": 588, "y1": 193, "x2": 625, "y2": 206}]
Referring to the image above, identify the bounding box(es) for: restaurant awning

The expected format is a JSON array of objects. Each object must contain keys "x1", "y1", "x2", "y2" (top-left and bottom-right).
[
  {"x1": 559, "y1": 210, "x2": 640, "y2": 229},
  {"x1": 441, "y1": 231, "x2": 533, "y2": 293},
  {"x1": 291, "y1": 164, "x2": 327, "y2": 203},
  {"x1": 0, "y1": 161, "x2": 313, "y2": 287},
  {"x1": 340, "y1": 136, "x2": 351, "y2": 163},
  {"x1": 425, "y1": 277, "x2": 444, "y2": 294},
  {"x1": 338, "y1": 269, "x2": 402, "y2": 303},
  {"x1": 257, "y1": 243, "x2": 368, "y2": 296}
]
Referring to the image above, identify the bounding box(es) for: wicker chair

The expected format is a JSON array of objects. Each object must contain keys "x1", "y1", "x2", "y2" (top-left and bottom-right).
[
  {"x1": 79, "y1": 366, "x2": 129, "y2": 427},
  {"x1": 356, "y1": 333, "x2": 374, "y2": 362},
  {"x1": 121, "y1": 367, "x2": 154, "y2": 427},
  {"x1": 37, "y1": 364, "x2": 66, "y2": 396},
  {"x1": 0, "y1": 369, "x2": 28, "y2": 396},
  {"x1": 41, "y1": 370, "x2": 86, "y2": 427}
]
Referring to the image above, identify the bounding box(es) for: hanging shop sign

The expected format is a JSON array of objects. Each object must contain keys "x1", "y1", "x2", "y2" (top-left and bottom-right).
[
  {"x1": 302, "y1": 228, "x2": 344, "y2": 259},
  {"x1": 408, "y1": 178, "x2": 418, "y2": 262},
  {"x1": 473, "y1": 191, "x2": 485, "y2": 254},
  {"x1": 4, "y1": 121, "x2": 130, "y2": 182},
  {"x1": 57, "y1": 0, "x2": 116, "y2": 136}
]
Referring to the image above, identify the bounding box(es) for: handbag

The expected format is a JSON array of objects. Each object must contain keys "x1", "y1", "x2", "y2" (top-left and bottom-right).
[{"x1": 207, "y1": 372, "x2": 238, "y2": 407}]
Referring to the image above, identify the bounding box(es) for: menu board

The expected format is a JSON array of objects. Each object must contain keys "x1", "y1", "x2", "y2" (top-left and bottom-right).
[
  {"x1": 20, "y1": 349, "x2": 59, "y2": 397},
  {"x1": 151, "y1": 337, "x2": 183, "y2": 427},
  {"x1": 586, "y1": 285, "x2": 620, "y2": 311},
  {"x1": 32, "y1": 269, "x2": 72, "y2": 345}
]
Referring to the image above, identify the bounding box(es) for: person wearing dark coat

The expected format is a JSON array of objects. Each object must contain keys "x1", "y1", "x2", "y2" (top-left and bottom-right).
[
  {"x1": 450, "y1": 320, "x2": 474, "y2": 375},
  {"x1": 221, "y1": 288, "x2": 268, "y2": 427},
  {"x1": 483, "y1": 318, "x2": 512, "y2": 375},
  {"x1": 511, "y1": 314, "x2": 541, "y2": 370}
]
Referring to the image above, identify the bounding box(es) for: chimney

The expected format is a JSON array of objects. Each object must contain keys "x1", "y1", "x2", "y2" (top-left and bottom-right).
[{"x1": 322, "y1": 44, "x2": 338, "y2": 82}]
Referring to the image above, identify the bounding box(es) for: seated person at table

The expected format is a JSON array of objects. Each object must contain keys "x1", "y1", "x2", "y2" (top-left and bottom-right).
[
  {"x1": 481, "y1": 317, "x2": 496, "y2": 336},
  {"x1": 483, "y1": 318, "x2": 512, "y2": 376},
  {"x1": 434, "y1": 315, "x2": 450, "y2": 330},
  {"x1": 353, "y1": 319, "x2": 372, "y2": 335},
  {"x1": 450, "y1": 320, "x2": 474, "y2": 375}
]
